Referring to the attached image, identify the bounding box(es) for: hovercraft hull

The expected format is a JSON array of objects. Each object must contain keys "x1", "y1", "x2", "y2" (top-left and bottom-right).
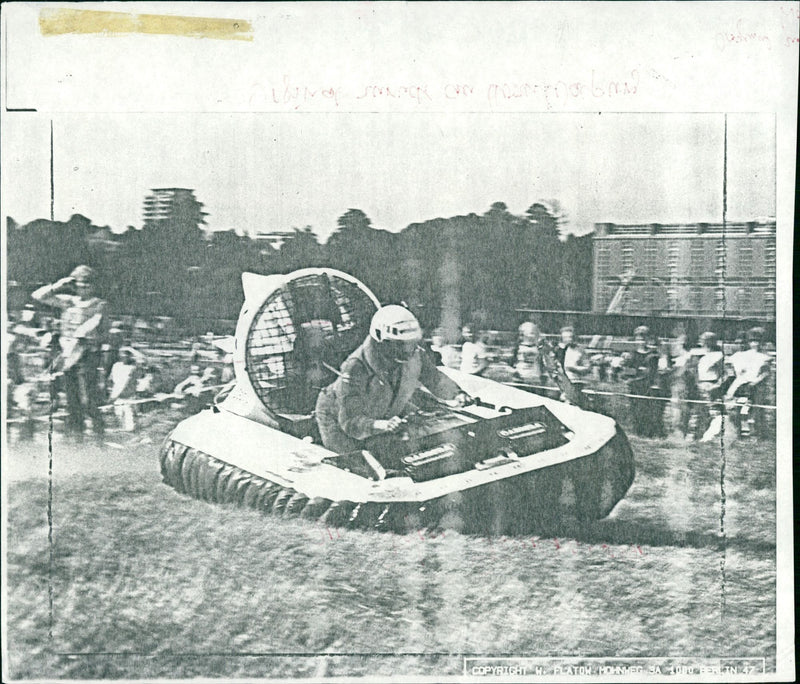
[{"x1": 159, "y1": 407, "x2": 634, "y2": 535}]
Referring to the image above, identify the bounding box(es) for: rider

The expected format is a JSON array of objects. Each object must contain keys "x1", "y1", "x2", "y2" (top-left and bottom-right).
[{"x1": 315, "y1": 305, "x2": 470, "y2": 455}]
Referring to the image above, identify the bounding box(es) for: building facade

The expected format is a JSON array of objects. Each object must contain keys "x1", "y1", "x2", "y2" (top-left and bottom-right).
[
  {"x1": 142, "y1": 188, "x2": 207, "y2": 227},
  {"x1": 592, "y1": 221, "x2": 776, "y2": 320}
]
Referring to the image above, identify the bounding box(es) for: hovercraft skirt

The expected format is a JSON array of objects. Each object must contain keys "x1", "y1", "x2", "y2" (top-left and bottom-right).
[{"x1": 159, "y1": 429, "x2": 634, "y2": 535}]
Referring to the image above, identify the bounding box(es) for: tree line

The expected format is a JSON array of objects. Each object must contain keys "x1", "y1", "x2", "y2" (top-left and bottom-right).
[{"x1": 6, "y1": 200, "x2": 594, "y2": 334}]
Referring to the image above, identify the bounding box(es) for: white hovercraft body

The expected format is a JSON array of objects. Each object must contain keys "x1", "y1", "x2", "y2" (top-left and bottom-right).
[{"x1": 160, "y1": 268, "x2": 634, "y2": 533}]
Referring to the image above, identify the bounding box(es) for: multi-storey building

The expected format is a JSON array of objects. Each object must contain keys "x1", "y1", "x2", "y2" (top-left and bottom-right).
[
  {"x1": 592, "y1": 220, "x2": 776, "y2": 320},
  {"x1": 142, "y1": 188, "x2": 207, "y2": 227}
]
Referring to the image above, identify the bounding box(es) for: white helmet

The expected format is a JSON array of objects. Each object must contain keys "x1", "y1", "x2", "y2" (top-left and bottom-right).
[
  {"x1": 370, "y1": 305, "x2": 422, "y2": 342},
  {"x1": 369, "y1": 305, "x2": 422, "y2": 362}
]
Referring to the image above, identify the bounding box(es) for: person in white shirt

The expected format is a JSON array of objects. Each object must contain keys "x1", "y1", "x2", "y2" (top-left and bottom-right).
[
  {"x1": 691, "y1": 331, "x2": 725, "y2": 441},
  {"x1": 459, "y1": 325, "x2": 490, "y2": 376},
  {"x1": 108, "y1": 347, "x2": 145, "y2": 431},
  {"x1": 513, "y1": 321, "x2": 544, "y2": 384},
  {"x1": 724, "y1": 327, "x2": 771, "y2": 437}
]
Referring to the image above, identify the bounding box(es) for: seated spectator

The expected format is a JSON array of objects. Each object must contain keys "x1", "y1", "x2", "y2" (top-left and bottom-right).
[{"x1": 173, "y1": 365, "x2": 217, "y2": 412}]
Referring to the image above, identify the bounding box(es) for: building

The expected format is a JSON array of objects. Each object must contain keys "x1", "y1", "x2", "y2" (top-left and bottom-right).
[
  {"x1": 252, "y1": 231, "x2": 297, "y2": 251},
  {"x1": 142, "y1": 188, "x2": 207, "y2": 228},
  {"x1": 592, "y1": 220, "x2": 776, "y2": 320}
]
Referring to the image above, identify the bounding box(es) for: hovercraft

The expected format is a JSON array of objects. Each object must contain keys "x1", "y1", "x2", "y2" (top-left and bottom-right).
[{"x1": 159, "y1": 268, "x2": 634, "y2": 534}]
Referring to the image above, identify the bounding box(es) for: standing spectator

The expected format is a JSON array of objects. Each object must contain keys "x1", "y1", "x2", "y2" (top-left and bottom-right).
[
  {"x1": 7, "y1": 331, "x2": 34, "y2": 440},
  {"x1": 669, "y1": 332, "x2": 697, "y2": 439},
  {"x1": 459, "y1": 325, "x2": 490, "y2": 376},
  {"x1": 624, "y1": 326, "x2": 666, "y2": 437},
  {"x1": 102, "y1": 322, "x2": 126, "y2": 380},
  {"x1": 107, "y1": 347, "x2": 145, "y2": 431},
  {"x1": 429, "y1": 328, "x2": 458, "y2": 368},
  {"x1": 513, "y1": 321, "x2": 545, "y2": 385},
  {"x1": 31, "y1": 265, "x2": 107, "y2": 441},
  {"x1": 692, "y1": 331, "x2": 725, "y2": 441},
  {"x1": 724, "y1": 327, "x2": 771, "y2": 438},
  {"x1": 556, "y1": 326, "x2": 591, "y2": 383}
]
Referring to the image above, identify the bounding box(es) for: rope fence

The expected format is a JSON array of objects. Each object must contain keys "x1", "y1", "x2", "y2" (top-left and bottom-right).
[
  {"x1": 5, "y1": 383, "x2": 231, "y2": 425},
  {"x1": 6, "y1": 378, "x2": 776, "y2": 427},
  {"x1": 504, "y1": 381, "x2": 777, "y2": 411}
]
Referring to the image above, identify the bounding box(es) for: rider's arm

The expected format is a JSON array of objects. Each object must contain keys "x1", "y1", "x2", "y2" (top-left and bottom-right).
[
  {"x1": 336, "y1": 359, "x2": 384, "y2": 440},
  {"x1": 418, "y1": 349, "x2": 463, "y2": 401}
]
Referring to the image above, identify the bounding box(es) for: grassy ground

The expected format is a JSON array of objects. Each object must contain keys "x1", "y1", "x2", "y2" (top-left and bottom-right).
[{"x1": 5, "y1": 408, "x2": 776, "y2": 679}]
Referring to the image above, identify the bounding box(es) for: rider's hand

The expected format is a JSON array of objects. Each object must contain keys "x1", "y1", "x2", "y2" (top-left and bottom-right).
[
  {"x1": 374, "y1": 416, "x2": 404, "y2": 433},
  {"x1": 448, "y1": 392, "x2": 472, "y2": 408}
]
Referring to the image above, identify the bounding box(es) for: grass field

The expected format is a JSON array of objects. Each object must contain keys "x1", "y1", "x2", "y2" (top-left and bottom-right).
[{"x1": 5, "y1": 408, "x2": 776, "y2": 679}]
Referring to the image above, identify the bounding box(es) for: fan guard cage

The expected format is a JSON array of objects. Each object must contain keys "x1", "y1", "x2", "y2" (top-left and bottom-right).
[{"x1": 245, "y1": 272, "x2": 378, "y2": 415}]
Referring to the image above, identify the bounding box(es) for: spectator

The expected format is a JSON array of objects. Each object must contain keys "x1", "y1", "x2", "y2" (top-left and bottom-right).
[
  {"x1": 623, "y1": 326, "x2": 666, "y2": 438},
  {"x1": 692, "y1": 331, "x2": 725, "y2": 441},
  {"x1": 31, "y1": 265, "x2": 107, "y2": 441},
  {"x1": 556, "y1": 326, "x2": 591, "y2": 384},
  {"x1": 7, "y1": 332, "x2": 35, "y2": 440},
  {"x1": 669, "y1": 332, "x2": 697, "y2": 439},
  {"x1": 459, "y1": 325, "x2": 490, "y2": 376},
  {"x1": 173, "y1": 365, "x2": 217, "y2": 413},
  {"x1": 102, "y1": 322, "x2": 126, "y2": 380},
  {"x1": 513, "y1": 322, "x2": 545, "y2": 385},
  {"x1": 108, "y1": 347, "x2": 145, "y2": 431},
  {"x1": 724, "y1": 327, "x2": 771, "y2": 438}
]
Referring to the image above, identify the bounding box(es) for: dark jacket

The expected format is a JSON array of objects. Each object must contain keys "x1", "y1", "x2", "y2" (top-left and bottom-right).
[{"x1": 315, "y1": 337, "x2": 461, "y2": 453}]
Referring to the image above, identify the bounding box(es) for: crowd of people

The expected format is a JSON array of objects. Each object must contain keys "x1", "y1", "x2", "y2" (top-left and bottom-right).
[
  {"x1": 6, "y1": 266, "x2": 232, "y2": 442},
  {"x1": 431, "y1": 320, "x2": 775, "y2": 442},
  {"x1": 6, "y1": 265, "x2": 775, "y2": 444}
]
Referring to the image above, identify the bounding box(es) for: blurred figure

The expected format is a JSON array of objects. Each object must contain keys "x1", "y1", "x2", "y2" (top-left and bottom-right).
[
  {"x1": 724, "y1": 327, "x2": 771, "y2": 438},
  {"x1": 513, "y1": 321, "x2": 544, "y2": 384},
  {"x1": 108, "y1": 347, "x2": 145, "y2": 431},
  {"x1": 102, "y1": 322, "x2": 126, "y2": 380},
  {"x1": 668, "y1": 332, "x2": 697, "y2": 439},
  {"x1": 623, "y1": 326, "x2": 666, "y2": 438},
  {"x1": 459, "y1": 325, "x2": 490, "y2": 376},
  {"x1": 173, "y1": 365, "x2": 217, "y2": 413},
  {"x1": 692, "y1": 331, "x2": 725, "y2": 441},
  {"x1": 31, "y1": 265, "x2": 107, "y2": 440},
  {"x1": 135, "y1": 364, "x2": 158, "y2": 409},
  {"x1": 555, "y1": 326, "x2": 591, "y2": 383},
  {"x1": 6, "y1": 331, "x2": 36, "y2": 440},
  {"x1": 429, "y1": 328, "x2": 459, "y2": 368}
]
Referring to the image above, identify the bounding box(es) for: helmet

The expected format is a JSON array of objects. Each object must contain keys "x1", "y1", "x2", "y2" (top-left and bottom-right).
[
  {"x1": 747, "y1": 327, "x2": 765, "y2": 342},
  {"x1": 369, "y1": 305, "x2": 422, "y2": 363}
]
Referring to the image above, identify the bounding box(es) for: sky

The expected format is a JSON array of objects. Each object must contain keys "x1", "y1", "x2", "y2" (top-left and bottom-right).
[{"x1": 3, "y1": 112, "x2": 775, "y2": 240}]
